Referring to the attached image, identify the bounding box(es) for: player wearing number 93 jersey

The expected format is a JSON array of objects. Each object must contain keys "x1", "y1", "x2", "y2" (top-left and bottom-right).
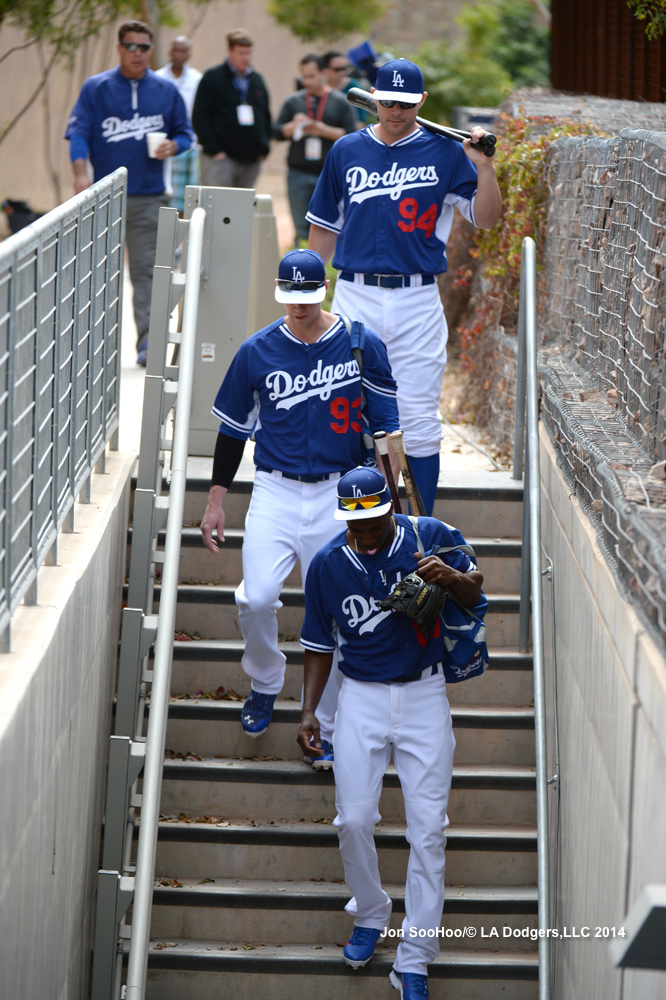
[
  {"x1": 200, "y1": 249, "x2": 399, "y2": 761},
  {"x1": 307, "y1": 58, "x2": 501, "y2": 515}
]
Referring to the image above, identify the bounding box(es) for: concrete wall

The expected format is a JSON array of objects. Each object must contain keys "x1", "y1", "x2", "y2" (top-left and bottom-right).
[
  {"x1": 540, "y1": 426, "x2": 666, "y2": 1000},
  {"x1": 0, "y1": 450, "x2": 135, "y2": 1000}
]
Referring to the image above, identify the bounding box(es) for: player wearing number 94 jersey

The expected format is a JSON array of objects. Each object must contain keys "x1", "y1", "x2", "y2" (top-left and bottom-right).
[
  {"x1": 200, "y1": 249, "x2": 399, "y2": 762},
  {"x1": 307, "y1": 58, "x2": 501, "y2": 515}
]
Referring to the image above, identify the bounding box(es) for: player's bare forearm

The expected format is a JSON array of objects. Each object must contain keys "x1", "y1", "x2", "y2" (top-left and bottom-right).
[
  {"x1": 297, "y1": 651, "x2": 333, "y2": 756},
  {"x1": 416, "y1": 555, "x2": 483, "y2": 606},
  {"x1": 200, "y1": 484, "x2": 228, "y2": 553},
  {"x1": 72, "y1": 158, "x2": 91, "y2": 194},
  {"x1": 470, "y1": 159, "x2": 502, "y2": 230},
  {"x1": 308, "y1": 223, "x2": 337, "y2": 265}
]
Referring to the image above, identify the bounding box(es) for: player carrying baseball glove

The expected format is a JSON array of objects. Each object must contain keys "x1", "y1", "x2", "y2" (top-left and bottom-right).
[{"x1": 378, "y1": 573, "x2": 447, "y2": 640}]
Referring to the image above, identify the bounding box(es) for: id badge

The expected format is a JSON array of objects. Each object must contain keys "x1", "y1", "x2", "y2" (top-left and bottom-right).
[
  {"x1": 237, "y1": 104, "x2": 254, "y2": 126},
  {"x1": 304, "y1": 136, "x2": 322, "y2": 161}
]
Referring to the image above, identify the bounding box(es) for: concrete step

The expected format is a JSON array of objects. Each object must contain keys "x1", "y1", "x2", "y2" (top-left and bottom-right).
[
  {"x1": 149, "y1": 878, "x2": 537, "y2": 949},
  {"x1": 159, "y1": 758, "x2": 537, "y2": 826},
  {"x1": 144, "y1": 942, "x2": 539, "y2": 1000},
  {"x1": 151, "y1": 819, "x2": 537, "y2": 886},
  {"x1": 155, "y1": 699, "x2": 535, "y2": 766},
  {"x1": 179, "y1": 469, "x2": 524, "y2": 540},
  {"x1": 140, "y1": 527, "x2": 523, "y2": 593},
  {"x1": 169, "y1": 643, "x2": 535, "y2": 706},
  {"x1": 142, "y1": 584, "x2": 522, "y2": 648}
]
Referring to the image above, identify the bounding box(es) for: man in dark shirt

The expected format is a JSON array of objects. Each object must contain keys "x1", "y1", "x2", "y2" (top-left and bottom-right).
[
  {"x1": 192, "y1": 28, "x2": 271, "y2": 189},
  {"x1": 275, "y1": 54, "x2": 357, "y2": 243}
]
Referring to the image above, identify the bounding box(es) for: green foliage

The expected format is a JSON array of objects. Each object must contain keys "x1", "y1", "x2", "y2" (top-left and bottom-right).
[
  {"x1": 267, "y1": 0, "x2": 388, "y2": 43},
  {"x1": 413, "y1": 0, "x2": 550, "y2": 123},
  {"x1": 493, "y1": 0, "x2": 550, "y2": 87},
  {"x1": 458, "y1": 114, "x2": 597, "y2": 391},
  {"x1": 2, "y1": 0, "x2": 130, "y2": 54},
  {"x1": 627, "y1": 0, "x2": 666, "y2": 39}
]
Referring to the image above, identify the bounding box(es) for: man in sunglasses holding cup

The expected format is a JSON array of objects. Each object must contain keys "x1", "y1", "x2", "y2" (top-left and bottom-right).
[
  {"x1": 200, "y1": 248, "x2": 400, "y2": 763},
  {"x1": 65, "y1": 21, "x2": 195, "y2": 366},
  {"x1": 307, "y1": 58, "x2": 501, "y2": 516}
]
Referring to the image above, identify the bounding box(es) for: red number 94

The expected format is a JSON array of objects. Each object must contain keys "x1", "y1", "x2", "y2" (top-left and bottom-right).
[{"x1": 398, "y1": 198, "x2": 437, "y2": 239}]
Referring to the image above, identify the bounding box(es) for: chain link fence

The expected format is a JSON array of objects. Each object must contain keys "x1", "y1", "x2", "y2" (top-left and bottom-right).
[
  {"x1": 536, "y1": 115, "x2": 666, "y2": 648},
  {"x1": 0, "y1": 168, "x2": 126, "y2": 649}
]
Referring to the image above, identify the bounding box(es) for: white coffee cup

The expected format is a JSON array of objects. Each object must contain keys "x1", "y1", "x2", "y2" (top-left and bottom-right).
[{"x1": 146, "y1": 131, "x2": 168, "y2": 157}]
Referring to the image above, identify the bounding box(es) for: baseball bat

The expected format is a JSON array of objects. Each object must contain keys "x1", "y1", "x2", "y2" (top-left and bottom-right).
[
  {"x1": 347, "y1": 87, "x2": 496, "y2": 157},
  {"x1": 373, "y1": 431, "x2": 402, "y2": 514},
  {"x1": 388, "y1": 430, "x2": 426, "y2": 517}
]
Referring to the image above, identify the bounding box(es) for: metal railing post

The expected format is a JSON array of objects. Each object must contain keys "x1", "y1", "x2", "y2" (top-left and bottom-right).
[
  {"x1": 124, "y1": 205, "x2": 206, "y2": 999},
  {"x1": 520, "y1": 237, "x2": 552, "y2": 998}
]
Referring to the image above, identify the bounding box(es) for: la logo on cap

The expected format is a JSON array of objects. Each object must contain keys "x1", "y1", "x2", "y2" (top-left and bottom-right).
[
  {"x1": 292, "y1": 267, "x2": 305, "y2": 281},
  {"x1": 392, "y1": 70, "x2": 404, "y2": 87}
]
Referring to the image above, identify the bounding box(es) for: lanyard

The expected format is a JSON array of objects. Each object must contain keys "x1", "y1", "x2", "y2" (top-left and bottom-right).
[{"x1": 305, "y1": 88, "x2": 330, "y2": 122}]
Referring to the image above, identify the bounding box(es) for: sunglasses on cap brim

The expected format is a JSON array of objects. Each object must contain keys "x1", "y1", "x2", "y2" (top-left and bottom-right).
[
  {"x1": 275, "y1": 278, "x2": 325, "y2": 292},
  {"x1": 378, "y1": 99, "x2": 419, "y2": 109},
  {"x1": 338, "y1": 494, "x2": 384, "y2": 511}
]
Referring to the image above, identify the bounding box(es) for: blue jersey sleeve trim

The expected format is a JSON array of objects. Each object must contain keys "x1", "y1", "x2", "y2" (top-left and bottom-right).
[
  {"x1": 305, "y1": 211, "x2": 341, "y2": 233},
  {"x1": 300, "y1": 639, "x2": 337, "y2": 653}
]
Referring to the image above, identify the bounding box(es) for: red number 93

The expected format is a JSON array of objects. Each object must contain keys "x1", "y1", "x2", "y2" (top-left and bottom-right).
[{"x1": 330, "y1": 396, "x2": 362, "y2": 434}]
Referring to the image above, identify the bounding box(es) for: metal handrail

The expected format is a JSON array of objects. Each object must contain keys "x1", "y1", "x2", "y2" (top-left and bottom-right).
[
  {"x1": 123, "y1": 205, "x2": 206, "y2": 999},
  {"x1": 0, "y1": 168, "x2": 126, "y2": 650},
  {"x1": 512, "y1": 237, "x2": 552, "y2": 998}
]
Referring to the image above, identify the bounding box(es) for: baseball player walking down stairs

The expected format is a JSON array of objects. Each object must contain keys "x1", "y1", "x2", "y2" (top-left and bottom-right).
[
  {"x1": 200, "y1": 250, "x2": 399, "y2": 765},
  {"x1": 297, "y1": 466, "x2": 485, "y2": 999},
  {"x1": 307, "y1": 58, "x2": 501, "y2": 514}
]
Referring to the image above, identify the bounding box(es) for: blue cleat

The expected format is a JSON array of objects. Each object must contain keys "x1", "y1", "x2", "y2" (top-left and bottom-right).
[
  {"x1": 240, "y1": 691, "x2": 276, "y2": 737},
  {"x1": 136, "y1": 346, "x2": 147, "y2": 367},
  {"x1": 303, "y1": 737, "x2": 334, "y2": 770},
  {"x1": 390, "y1": 970, "x2": 430, "y2": 998},
  {"x1": 343, "y1": 925, "x2": 381, "y2": 968}
]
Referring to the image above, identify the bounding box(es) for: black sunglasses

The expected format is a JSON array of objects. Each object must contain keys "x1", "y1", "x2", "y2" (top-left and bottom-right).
[
  {"x1": 121, "y1": 41, "x2": 152, "y2": 53},
  {"x1": 276, "y1": 279, "x2": 325, "y2": 292},
  {"x1": 330, "y1": 65, "x2": 350, "y2": 72},
  {"x1": 378, "y1": 99, "x2": 419, "y2": 110}
]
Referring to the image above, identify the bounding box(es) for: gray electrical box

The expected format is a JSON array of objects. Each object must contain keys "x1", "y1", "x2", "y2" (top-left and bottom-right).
[
  {"x1": 450, "y1": 106, "x2": 499, "y2": 132},
  {"x1": 182, "y1": 186, "x2": 282, "y2": 456}
]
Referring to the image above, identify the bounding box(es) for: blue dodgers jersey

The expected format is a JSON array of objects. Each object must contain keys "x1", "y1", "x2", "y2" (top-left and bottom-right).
[
  {"x1": 301, "y1": 514, "x2": 476, "y2": 682},
  {"x1": 306, "y1": 126, "x2": 478, "y2": 275},
  {"x1": 211, "y1": 315, "x2": 398, "y2": 476},
  {"x1": 65, "y1": 67, "x2": 194, "y2": 196}
]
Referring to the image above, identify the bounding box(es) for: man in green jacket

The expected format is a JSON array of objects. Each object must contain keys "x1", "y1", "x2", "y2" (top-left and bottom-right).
[{"x1": 192, "y1": 28, "x2": 271, "y2": 189}]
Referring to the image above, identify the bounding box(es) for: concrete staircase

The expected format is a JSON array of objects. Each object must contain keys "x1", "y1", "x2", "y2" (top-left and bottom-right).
[{"x1": 138, "y1": 467, "x2": 539, "y2": 999}]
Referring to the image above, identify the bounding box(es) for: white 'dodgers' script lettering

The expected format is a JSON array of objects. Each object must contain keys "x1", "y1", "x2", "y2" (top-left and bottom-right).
[
  {"x1": 342, "y1": 595, "x2": 392, "y2": 634},
  {"x1": 345, "y1": 162, "x2": 439, "y2": 204},
  {"x1": 102, "y1": 113, "x2": 166, "y2": 143},
  {"x1": 266, "y1": 357, "x2": 360, "y2": 409}
]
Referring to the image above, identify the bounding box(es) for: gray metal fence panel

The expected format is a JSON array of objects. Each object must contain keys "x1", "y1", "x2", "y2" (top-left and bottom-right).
[{"x1": 0, "y1": 168, "x2": 125, "y2": 644}]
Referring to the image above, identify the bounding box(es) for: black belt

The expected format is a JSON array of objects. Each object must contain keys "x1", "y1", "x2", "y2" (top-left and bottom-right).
[
  {"x1": 256, "y1": 466, "x2": 331, "y2": 483},
  {"x1": 382, "y1": 663, "x2": 440, "y2": 684},
  {"x1": 339, "y1": 272, "x2": 435, "y2": 288}
]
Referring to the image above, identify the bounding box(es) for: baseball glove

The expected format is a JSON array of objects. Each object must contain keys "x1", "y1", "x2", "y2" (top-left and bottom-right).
[{"x1": 378, "y1": 573, "x2": 447, "y2": 639}]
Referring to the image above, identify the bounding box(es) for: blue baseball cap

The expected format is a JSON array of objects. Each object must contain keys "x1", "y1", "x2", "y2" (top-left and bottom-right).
[
  {"x1": 275, "y1": 248, "x2": 327, "y2": 304},
  {"x1": 334, "y1": 466, "x2": 392, "y2": 521},
  {"x1": 373, "y1": 59, "x2": 424, "y2": 103}
]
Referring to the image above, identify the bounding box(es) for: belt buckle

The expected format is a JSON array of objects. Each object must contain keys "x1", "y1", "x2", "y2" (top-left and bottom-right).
[{"x1": 376, "y1": 274, "x2": 405, "y2": 288}]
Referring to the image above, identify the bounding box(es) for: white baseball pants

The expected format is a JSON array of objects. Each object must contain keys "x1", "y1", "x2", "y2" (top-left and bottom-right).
[
  {"x1": 235, "y1": 470, "x2": 343, "y2": 741},
  {"x1": 333, "y1": 669, "x2": 455, "y2": 975},
  {"x1": 332, "y1": 278, "x2": 448, "y2": 458}
]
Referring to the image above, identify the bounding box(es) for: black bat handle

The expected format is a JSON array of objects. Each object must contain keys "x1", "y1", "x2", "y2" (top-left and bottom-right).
[{"x1": 470, "y1": 137, "x2": 496, "y2": 158}]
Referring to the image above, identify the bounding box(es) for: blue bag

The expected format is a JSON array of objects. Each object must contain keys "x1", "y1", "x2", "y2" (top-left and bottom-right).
[{"x1": 410, "y1": 517, "x2": 490, "y2": 683}]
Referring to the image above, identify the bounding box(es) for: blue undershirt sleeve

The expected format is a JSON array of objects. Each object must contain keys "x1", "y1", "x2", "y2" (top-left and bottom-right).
[{"x1": 69, "y1": 134, "x2": 89, "y2": 162}]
